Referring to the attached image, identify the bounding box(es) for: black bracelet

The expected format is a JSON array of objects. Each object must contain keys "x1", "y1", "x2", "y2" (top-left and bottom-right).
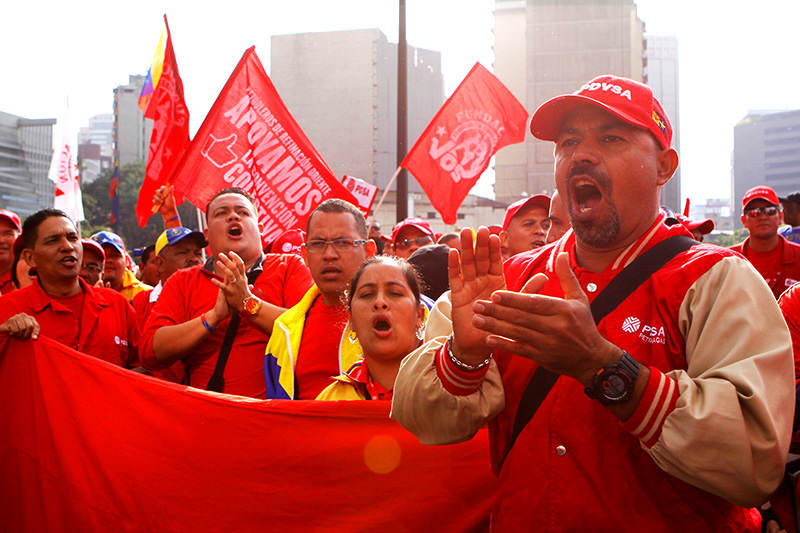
[{"x1": 446, "y1": 335, "x2": 492, "y2": 372}]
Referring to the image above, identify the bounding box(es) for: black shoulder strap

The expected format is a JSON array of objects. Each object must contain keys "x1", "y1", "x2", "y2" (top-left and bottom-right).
[
  {"x1": 206, "y1": 265, "x2": 263, "y2": 393},
  {"x1": 506, "y1": 235, "x2": 696, "y2": 459}
]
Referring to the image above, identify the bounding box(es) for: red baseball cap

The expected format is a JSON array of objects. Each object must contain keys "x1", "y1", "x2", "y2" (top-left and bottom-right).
[
  {"x1": 81, "y1": 238, "x2": 106, "y2": 260},
  {"x1": 674, "y1": 214, "x2": 714, "y2": 236},
  {"x1": 742, "y1": 186, "x2": 780, "y2": 209},
  {"x1": 272, "y1": 228, "x2": 305, "y2": 255},
  {"x1": 390, "y1": 217, "x2": 435, "y2": 243},
  {"x1": 0, "y1": 209, "x2": 21, "y2": 233},
  {"x1": 502, "y1": 194, "x2": 551, "y2": 231},
  {"x1": 530, "y1": 75, "x2": 673, "y2": 150}
]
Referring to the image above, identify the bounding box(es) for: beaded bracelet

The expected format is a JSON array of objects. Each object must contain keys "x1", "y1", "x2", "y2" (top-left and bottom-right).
[{"x1": 446, "y1": 335, "x2": 492, "y2": 372}]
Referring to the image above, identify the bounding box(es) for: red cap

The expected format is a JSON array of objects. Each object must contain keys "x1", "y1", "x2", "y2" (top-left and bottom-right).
[
  {"x1": 81, "y1": 238, "x2": 106, "y2": 260},
  {"x1": 12, "y1": 234, "x2": 24, "y2": 255},
  {"x1": 530, "y1": 75, "x2": 672, "y2": 150},
  {"x1": 488, "y1": 225, "x2": 503, "y2": 236},
  {"x1": 0, "y1": 209, "x2": 21, "y2": 233},
  {"x1": 390, "y1": 217, "x2": 435, "y2": 243},
  {"x1": 742, "y1": 186, "x2": 780, "y2": 209},
  {"x1": 675, "y1": 214, "x2": 714, "y2": 236},
  {"x1": 502, "y1": 194, "x2": 551, "y2": 231},
  {"x1": 272, "y1": 229, "x2": 305, "y2": 255}
]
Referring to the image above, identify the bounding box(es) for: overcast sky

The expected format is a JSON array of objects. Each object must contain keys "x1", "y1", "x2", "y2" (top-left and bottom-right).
[{"x1": 2, "y1": 0, "x2": 799, "y2": 206}]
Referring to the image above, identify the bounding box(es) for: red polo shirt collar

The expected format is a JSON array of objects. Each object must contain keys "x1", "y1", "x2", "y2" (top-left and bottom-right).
[
  {"x1": 336, "y1": 360, "x2": 394, "y2": 401},
  {"x1": 28, "y1": 276, "x2": 113, "y2": 314}
]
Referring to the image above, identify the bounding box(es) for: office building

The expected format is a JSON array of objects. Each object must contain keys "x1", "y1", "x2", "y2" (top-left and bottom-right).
[
  {"x1": 493, "y1": 0, "x2": 646, "y2": 204},
  {"x1": 645, "y1": 33, "x2": 681, "y2": 212},
  {"x1": 0, "y1": 110, "x2": 55, "y2": 216},
  {"x1": 270, "y1": 29, "x2": 444, "y2": 195},
  {"x1": 113, "y1": 75, "x2": 152, "y2": 166},
  {"x1": 732, "y1": 109, "x2": 800, "y2": 227}
]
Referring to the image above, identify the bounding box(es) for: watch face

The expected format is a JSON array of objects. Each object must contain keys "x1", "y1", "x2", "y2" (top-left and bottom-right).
[{"x1": 600, "y1": 373, "x2": 628, "y2": 400}]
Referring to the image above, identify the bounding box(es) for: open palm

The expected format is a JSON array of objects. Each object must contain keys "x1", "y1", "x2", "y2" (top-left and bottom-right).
[{"x1": 448, "y1": 227, "x2": 505, "y2": 362}]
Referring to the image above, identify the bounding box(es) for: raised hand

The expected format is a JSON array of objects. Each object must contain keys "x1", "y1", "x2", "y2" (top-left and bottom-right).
[
  {"x1": 472, "y1": 252, "x2": 621, "y2": 386},
  {"x1": 0, "y1": 313, "x2": 40, "y2": 340},
  {"x1": 449, "y1": 227, "x2": 505, "y2": 365}
]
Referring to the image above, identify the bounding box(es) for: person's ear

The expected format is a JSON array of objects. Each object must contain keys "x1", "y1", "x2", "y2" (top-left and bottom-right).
[
  {"x1": 656, "y1": 148, "x2": 679, "y2": 186},
  {"x1": 365, "y1": 238, "x2": 377, "y2": 258},
  {"x1": 22, "y1": 249, "x2": 35, "y2": 269},
  {"x1": 301, "y1": 245, "x2": 310, "y2": 268}
]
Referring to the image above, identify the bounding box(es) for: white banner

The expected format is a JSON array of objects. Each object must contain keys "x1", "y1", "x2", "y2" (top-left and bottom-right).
[
  {"x1": 48, "y1": 105, "x2": 84, "y2": 222},
  {"x1": 342, "y1": 174, "x2": 378, "y2": 216}
]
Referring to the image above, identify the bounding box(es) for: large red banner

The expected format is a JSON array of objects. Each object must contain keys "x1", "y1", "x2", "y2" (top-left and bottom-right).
[
  {"x1": 136, "y1": 15, "x2": 191, "y2": 228},
  {"x1": 0, "y1": 336, "x2": 496, "y2": 532},
  {"x1": 401, "y1": 63, "x2": 528, "y2": 224},
  {"x1": 170, "y1": 47, "x2": 357, "y2": 247}
]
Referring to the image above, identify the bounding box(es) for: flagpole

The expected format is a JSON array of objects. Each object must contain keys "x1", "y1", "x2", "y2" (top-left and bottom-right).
[
  {"x1": 196, "y1": 206, "x2": 207, "y2": 262},
  {"x1": 396, "y1": 0, "x2": 408, "y2": 222},
  {"x1": 371, "y1": 166, "x2": 402, "y2": 226}
]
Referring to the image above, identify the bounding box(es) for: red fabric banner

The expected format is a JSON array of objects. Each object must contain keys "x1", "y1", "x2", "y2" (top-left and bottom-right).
[
  {"x1": 0, "y1": 336, "x2": 495, "y2": 532},
  {"x1": 136, "y1": 15, "x2": 191, "y2": 228},
  {"x1": 400, "y1": 63, "x2": 528, "y2": 224},
  {"x1": 170, "y1": 47, "x2": 358, "y2": 248}
]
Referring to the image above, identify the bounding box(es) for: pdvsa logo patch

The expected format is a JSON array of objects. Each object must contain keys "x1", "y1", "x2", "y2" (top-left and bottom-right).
[
  {"x1": 622, "y1": 316, "x2": 641, "y2": 333},
  {"x1": 621, "y1": 316, "x2": 666, "y2": 344}
]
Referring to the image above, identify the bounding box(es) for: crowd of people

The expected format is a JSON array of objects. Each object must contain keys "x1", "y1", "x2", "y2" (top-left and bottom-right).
[{"x1": 1, "y1": 73, "x2": 800, "y2": 530}]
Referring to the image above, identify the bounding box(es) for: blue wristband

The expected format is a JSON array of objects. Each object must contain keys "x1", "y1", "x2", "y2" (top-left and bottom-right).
[{"x1": 201, "y1": 313, "x2": 215, "y2": 332}]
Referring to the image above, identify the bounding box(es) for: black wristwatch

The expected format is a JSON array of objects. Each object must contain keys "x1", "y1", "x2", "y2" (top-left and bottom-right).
[{"x1": 584, "y1": 351, "x2": 640, "y2": 405}]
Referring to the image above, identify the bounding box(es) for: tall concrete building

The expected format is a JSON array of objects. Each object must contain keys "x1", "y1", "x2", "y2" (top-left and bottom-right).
[
  {"x1": 644, "y1": 34, "x2": 680, "y2": 212},
  {"x1": 0, "y1": 111, "x2": 55, "y2": 217},
  {"x1": 270, "y1": 29, "x2": 444, "y2": 195},
  {"x1": 79, "y1": 113, "x2": 114, "y2": 157},
  {"x1": 493, "y1": 0, "x2": 645, "y2": 204},
  {"x1": 113, "y1": 75, "x2": 152, "y2": 166},
  {"x1": 732, "y1": 109, "x2": 800, "y2": 228}
]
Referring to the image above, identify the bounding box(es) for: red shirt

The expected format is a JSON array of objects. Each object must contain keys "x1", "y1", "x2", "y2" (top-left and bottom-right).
[
  {"x1": 0, "y1": 277, "x2": 139, "y2": 367},
  {"x1": 294, "y1": 296, "x2": 349, "y2": 400},
  {"x1": 779, "y1": 283, "x2": 800, "y2": 379},
  {"x1": 0, "y1": 270, "x2": 14, "y2": 295},
  {"x1": 730, "y1": 236, "x2": 800, "y2": 299},
  {"x1": 132, "y1": 285, "x2": 183, "y2": 383},
  {"x1": 140, "y1": 254, "x2": 312, "y2": 398}
]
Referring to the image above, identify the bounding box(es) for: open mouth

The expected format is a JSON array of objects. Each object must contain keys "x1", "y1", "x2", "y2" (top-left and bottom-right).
[
  {"x1": 570, "y1": 178, "x2": 603, "y2": 216},
  {"x1": 372, "y1": 316, "x2": 392, "y2": 338},
  {"x1": 227, "y1": 225, "x2": 243, "y2": 237},
  {"x1": 60, "y1": 256, "x2": 78, "y2": 267}
]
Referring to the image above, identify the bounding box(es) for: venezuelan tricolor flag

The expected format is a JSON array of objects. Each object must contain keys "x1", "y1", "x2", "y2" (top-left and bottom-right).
[{"x1": 137, "y1": 21, "x2": 167, "y2": 112}]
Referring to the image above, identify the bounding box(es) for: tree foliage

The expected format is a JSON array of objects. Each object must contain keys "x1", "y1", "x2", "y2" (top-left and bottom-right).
[
  {"x1": 704, "y1": 229, "x2": 748, "y2": 248},
  {"x1": 81, "y1": 161, "x2": 201, "y2": 250}
]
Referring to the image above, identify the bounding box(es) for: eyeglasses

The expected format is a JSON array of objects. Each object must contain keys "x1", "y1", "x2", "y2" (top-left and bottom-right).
[
  {"x1": 744, "y1": 206, "x2": 780, "y2": 218},
  {"x1": 394, "y1": 236, "x2": 433, "y2": 249},
  {"x1": 305, "y1": 239, "x2": 368, "y2": 254},
  {"x1": 82, "y1": 263, "x2": 102, "y2": 274}
]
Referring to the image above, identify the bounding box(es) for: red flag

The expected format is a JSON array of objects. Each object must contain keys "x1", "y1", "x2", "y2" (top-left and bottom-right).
[
  {"x1": 401, "y1": 63, "x2": 528, "y2": 224},
  {"x1": 136, "y1": 15, "x2": 190, "y2": 228},
  {"x1": 170, "y1": 47, "x2": 357, "y2": 247},
  {"x1": 0, "y1": 336, "x2": 496, "y2": 531}
]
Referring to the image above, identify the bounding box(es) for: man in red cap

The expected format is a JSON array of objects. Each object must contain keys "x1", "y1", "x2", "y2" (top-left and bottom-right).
[
  {"x1": 79, "y1": 238, "x2": 105, "y2": 286},
  {"x1": 0, "y1": 209, "x2": 22, "y2": 295},
  {"x1": 392, "y1": 75, "x2": 792, "y2": 531},
  {"x1": 0, "y1": 209, "x2": 138, "y2": 368},
  {"x1": 500, "y1": 194, "x2": 551, "y2": 259},
  {"x1": 390, "y1": 217, "x2": 436, "y2": 259},
  {"x1": 731, "y1": 185, "x2": 800, "y2": 299}
]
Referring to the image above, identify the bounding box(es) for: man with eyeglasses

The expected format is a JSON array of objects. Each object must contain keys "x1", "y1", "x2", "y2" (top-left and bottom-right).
[
  {"x1": 140, "y1": 187, "x2": 313, "y2": 398},
  {"x1": 79, "y1": 238, "x2": 105, "y2": 286},
  {"x1": 390, "y1": 217, "x2": 436, "y2": 260},
  {"x1": 265, "y1": 199, "x2": 376, "y2": 399},
  {"x1": 731, "y1": 185, "x2": 800, "y2": 299}
]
